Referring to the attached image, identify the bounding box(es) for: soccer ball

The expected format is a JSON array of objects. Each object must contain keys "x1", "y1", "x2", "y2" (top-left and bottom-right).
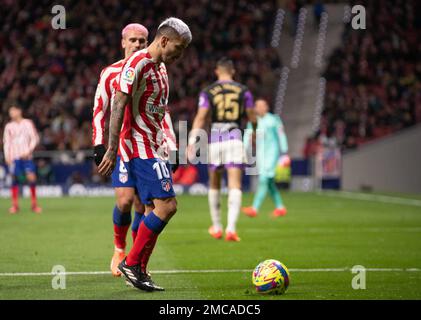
[{"x1": 252, "y1": 259, "x2": 290, "y2": 294}]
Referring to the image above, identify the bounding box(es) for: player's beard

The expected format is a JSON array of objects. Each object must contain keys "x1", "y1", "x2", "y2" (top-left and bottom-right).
[{"x1": 165, "y1": 55, "x2": 178, "y2": 64}]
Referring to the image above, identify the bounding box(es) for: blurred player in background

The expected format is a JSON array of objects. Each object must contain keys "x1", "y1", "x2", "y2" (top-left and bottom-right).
[
  {"x1": 98, "y1": 17, "x2": 191, "y2": 291},
  {"x1": 189, "y1": 57, "x2": 256, "y2": 242},
  {"x1": 242, "y1": 98, "x2": 290, "y2": 218},
  {"x1": 92, "y1": 23, "x2": 149, "y2": 277},
  {"x1": 3, "y1": 105, "x2": 41, "y2": 214}
]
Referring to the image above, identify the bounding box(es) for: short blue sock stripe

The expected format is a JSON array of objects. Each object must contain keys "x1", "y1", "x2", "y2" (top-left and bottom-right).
[
  {"x1": 132, "y1": 211, "x2": 145, "y2": 232},
  {"x1": 143, "y1": 212, "x2": 167, "y2": 234},
  {"x1": 113, "y1": 206, "x2": 132, "y2": 226}
]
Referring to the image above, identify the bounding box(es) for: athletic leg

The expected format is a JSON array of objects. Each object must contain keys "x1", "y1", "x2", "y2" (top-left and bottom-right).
[
  {"x1": 225, "y1": 167, "x2": 242, "y2": 241},
  {"x1": 208, "y1": 167, "x2": 223, "y2": 238}
]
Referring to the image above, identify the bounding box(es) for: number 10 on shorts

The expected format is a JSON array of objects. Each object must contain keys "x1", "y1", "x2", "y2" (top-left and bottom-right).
[{"x1": 153, "y1": 161, "x2": 170, "y2": 180}]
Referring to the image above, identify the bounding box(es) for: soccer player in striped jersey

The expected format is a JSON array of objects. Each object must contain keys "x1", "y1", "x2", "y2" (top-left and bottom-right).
[
  {"x1": 98, "y1": 17, "x2": 191, "y2": 291},
  {"x1": 3, "y1": 105, "x2": 41, "y2": 214},
  {"x1": 188, "y1": 57, "x2": 257, "y2": 242},
  {"x1": 92, "y1": 23, "x2": 177, "y2": 278}
]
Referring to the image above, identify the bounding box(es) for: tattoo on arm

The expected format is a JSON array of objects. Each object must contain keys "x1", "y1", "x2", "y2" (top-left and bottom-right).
[{"x1": 108, "y1": 91, "x2": 129, "y2": 153}]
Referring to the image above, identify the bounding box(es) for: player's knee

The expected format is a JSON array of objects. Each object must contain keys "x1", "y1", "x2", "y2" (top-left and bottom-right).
[
  {"x1": 209, "y1": 176, "x2": 220, "y2": 189},
  {"x1": 116, "y1": 195, "x2": 134, "y2": 212},
  {"x1": 165, "y1": 198, "x2": 178, "y2": 217},
  {"x1": 133, "y1": 200, "x2": 145, "y2": 214},
  {"x1": 209, "y1": 181, "x2": 219, "y2": 189},
  {"x1": 26, "y1": 173, "x2": 36, "y2": 183}
]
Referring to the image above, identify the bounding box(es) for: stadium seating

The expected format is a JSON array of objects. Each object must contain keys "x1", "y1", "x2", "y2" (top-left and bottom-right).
[
  {"x1": 320, "y1": 0, "x2": 420, "y2": 150},
  {"x1": 0, "y1": 0, "x2": 281, "y2": 155}
]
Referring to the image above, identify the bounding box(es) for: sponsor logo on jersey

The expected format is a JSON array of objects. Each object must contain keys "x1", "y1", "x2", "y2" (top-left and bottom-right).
[{"x1": 146, "y1": 103, "x2": 166, "y2": 115}]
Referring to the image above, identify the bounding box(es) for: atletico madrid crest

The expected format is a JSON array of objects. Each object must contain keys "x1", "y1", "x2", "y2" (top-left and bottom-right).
[
  {"x1": 119, "y1": 173, "x2": 128, "y2": 184},
  {"x1": 161, "y1": 179, "x2": 172, "y2": 192}
]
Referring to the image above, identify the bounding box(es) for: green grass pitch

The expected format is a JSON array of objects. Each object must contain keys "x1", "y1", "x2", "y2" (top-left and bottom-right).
[{"x1": 1, "y1": 192, "x2": 421, "y2": 300}]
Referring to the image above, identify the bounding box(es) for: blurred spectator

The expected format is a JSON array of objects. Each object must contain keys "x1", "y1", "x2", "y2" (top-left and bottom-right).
[
  {"x1": 0, "y1": 0, "x2": 281, "y2": 156},
  {"x1": 65, "y1": 171, "x2": 86, "y2": 187},
  {"x1": 321, "y1": 0, "x2": 420, "y2": 151},
  {"x1": 36, "y1": 158, "x2": 55, "y2": 184},
  {"x1": 302, "y1": 135, "x2": 320, "y2": 159}
]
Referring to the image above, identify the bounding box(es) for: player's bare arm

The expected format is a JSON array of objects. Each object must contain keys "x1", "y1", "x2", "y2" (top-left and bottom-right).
[
  {"x1": 191, "y1": 107, "x2": 210, "y2": 131},
  {"x1": 246, "y1": 107, "x2": 258, "y2": 145},
  {"x1": 246, "y1": 108, "x2": 257, "y2": 131},
  {"x1": 98, "y1": 90, "x2": 130, "y2": 176},
  {"x1": 188, "y1": 107, "x2": 210, "y2": 160}
]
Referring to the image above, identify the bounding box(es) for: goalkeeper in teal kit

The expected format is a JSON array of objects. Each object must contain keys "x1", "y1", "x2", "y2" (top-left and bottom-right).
[{"x1": 242, "y1": 98, "x2": 290, "y2": 218}]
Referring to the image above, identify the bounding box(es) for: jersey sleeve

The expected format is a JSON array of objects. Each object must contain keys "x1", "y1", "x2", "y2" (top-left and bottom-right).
[
  {"x1": 92, "y1": 68, "x2": 111, "y2": 146},
  {"x1": 27, "y1": 120, "x2": 39, "y2": 153},
  {"x1": 243, "y1": 90, "x2": 254, "y2": 109},
  {"x1": 276, "y1": 116, "x2": 288, "y2": 154},
  {"x1": 198, "y1": 91, "x2": 210, "y2": 109},
  {"x1": 117, "y1": 55, "x2": 146, "y2": 96},
  {"x1": 3, "y1": 124, "x2": 11, "y2": 162}
]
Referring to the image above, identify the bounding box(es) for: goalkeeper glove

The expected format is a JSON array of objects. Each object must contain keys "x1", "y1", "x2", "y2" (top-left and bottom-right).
[{"x1": 280, "y1": 154, "x2": 291, "y2": 167}]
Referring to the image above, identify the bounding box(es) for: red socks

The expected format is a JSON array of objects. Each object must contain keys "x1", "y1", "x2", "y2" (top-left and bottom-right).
[
  {"x1": 126, "y1": 222, "x2": 158, "y2": 268},
  {"x1": 29, "y1": 184, "x2": 37, "y2": 207},
  {"x1": 114, "y1": 224, "x2": 130, "y2": 251},
  {"x1": 140, "y1": 235, "x2": 158, "y2": 273},
  {"x1": 131, "y1": 230, "x2": 138, "y2": 243},
  {"x1": 129, "y1": 224, "x2": 159, "y2": 272},
  {"x1": 11, "y1": 185, "x2": 19, "y2": 208}
]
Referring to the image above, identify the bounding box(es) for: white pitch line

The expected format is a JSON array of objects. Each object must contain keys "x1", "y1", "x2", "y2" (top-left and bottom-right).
[
  {"x1": 1, "y1": 268, "x2": 420, "y2": 277},
  {"x1": 318, "y1": 191, "x2": 421, "y2": 207},
  {"x1": 164, "y1": 227, "x2": 421, "y2": 234}
]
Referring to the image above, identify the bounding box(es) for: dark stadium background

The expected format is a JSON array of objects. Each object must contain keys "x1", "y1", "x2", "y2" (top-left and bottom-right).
[
  {"x1": 1, "y1": 0, "x2": 421, "y2": 303},
  {"x1": 0, "y1": 0, "x2": 420, "y2": 192}
]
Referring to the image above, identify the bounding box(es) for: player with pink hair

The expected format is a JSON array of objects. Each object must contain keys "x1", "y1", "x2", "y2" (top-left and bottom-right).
[{"x1": 92, "y1": 23, "x2": 177, "y2": 278}]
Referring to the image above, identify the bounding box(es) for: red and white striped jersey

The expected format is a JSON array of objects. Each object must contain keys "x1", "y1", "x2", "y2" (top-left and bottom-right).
[
  {"x1": 117, "y1": 49, "x2": 175, "y2": 161},
  {"x1": 92, "y1": 54, "x2": 176, "y2": 161},
  {"x1": 3, "y1": 119, "x2": 39, "y2": 162},
  {"x1": 92, "y1": 59, "x2": 125, "y2": 146}
]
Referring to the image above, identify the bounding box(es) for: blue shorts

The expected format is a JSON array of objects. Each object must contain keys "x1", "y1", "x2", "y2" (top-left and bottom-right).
[
  {"x1": 111, "y1": 156, "x2": 136, "y2": 188},
  {"x1": 129, "y1": 158, "x2": 175, "y2": 206},
  {"x1": 10, "y1": 159, "x2": 36, "y2": 177}
]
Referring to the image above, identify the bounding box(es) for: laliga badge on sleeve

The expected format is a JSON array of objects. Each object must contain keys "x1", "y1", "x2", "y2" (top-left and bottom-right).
[{"x1": 122, "y1": 67, "x2": 135, "y2": 84}]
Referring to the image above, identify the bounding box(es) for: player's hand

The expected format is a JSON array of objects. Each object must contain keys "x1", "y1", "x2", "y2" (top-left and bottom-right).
[
  {"x1": 94, "y1": 144, "x2": 106, "y2": 166},
  {"x1": 97, "y1": 148, "x2": 117, "y2": 177}
]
